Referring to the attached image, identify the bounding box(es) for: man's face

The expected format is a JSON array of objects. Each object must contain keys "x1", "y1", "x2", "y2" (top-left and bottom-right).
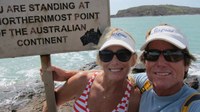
[{"x1": 145, "y1": 40, "x2": 188, "y2": 96}]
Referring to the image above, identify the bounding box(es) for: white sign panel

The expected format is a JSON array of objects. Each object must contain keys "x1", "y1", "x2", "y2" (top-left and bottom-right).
[{"x1": 0, "y1": 0, "x2": 110, "y2": 58}]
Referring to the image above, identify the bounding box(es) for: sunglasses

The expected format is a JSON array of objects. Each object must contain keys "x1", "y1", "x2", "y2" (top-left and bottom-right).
[
  {"x1": 99, "y1": 49, "x2": 132, "y2": 62},
  {"x1": 144, "y1": 49, "x2": 185, "y2": 62}
]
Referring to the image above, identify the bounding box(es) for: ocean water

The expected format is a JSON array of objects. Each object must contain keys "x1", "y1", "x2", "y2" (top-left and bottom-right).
[{"x1": 0, "y1": 15, "x2": 200, "y2": 107}]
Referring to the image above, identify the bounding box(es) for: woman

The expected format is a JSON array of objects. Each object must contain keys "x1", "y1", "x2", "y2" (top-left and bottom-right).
[{"x1": 42, "y1": 27, "x2": 141, "y2": 112}]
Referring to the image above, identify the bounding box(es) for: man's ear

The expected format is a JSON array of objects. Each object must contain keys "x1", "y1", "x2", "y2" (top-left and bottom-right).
[
  {"x1": 184, "y1": 65, "x2": 189, "y2": 79},
  {"x1": 185, "y1": 65, "x2": 189, "y2": 72}
]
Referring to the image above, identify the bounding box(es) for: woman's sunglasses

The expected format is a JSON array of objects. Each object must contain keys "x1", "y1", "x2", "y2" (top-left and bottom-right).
[
  {"x1": 144, "y1": 49, "x2": 185, "y2": 62},
  {"x1": 99, "y1": 49, "x2": 132, "y2": 62}
]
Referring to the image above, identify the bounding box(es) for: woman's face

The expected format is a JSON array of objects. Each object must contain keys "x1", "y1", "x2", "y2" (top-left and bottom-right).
[{"x1": 100, "y1": 45, "x2": 136, "y2": 81}]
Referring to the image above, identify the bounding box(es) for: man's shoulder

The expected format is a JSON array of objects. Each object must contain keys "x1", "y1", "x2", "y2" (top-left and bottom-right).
[
  {"x1": 130, "y1": 72, "x2": 147, "y2": 81},
  {"x1": 182, "y1": 92, "x2": 200, "y2": 112},
  {"x1": 188, "y1": 100, "x2": 200, "y2": 112},
  {"x1": 129, "y1": 72, "x2": 148, "y2": 89}
]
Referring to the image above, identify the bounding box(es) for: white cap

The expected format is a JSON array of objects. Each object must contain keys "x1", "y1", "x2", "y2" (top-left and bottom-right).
[
  {"x1": 100, "y1": 29, "x2": 136, "y2": 53},
  {"x1": 140, "y1": 25, "x2": 188, "y2": 50}
]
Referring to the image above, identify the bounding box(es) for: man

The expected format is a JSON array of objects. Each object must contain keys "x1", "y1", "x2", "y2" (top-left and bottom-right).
[
  {"x1": 46, "y1": 24, "x2": 200, "y2": 111},
  {"x1": 133, "y1": 24, "x2": 200, "y2": 112}
]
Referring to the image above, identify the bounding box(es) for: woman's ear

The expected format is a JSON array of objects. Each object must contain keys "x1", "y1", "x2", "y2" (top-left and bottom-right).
[{"x1": 131, "y1": 54, "x2": 137, "y2": 67}]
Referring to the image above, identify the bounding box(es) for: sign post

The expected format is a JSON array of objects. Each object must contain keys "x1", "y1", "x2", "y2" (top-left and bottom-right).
[
  {"x1": 0, "y1": 0, "x2": 110, "y2": 111},
  {"x1": 40, "y1": 55, "x2": 57, "y2": 112}
]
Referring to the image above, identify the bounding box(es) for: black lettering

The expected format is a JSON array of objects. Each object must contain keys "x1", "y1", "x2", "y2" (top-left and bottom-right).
[
  {"x1": 29, "y1": 4, "x2": 34, "y2": 11},
  {"x1": 41, "y1": 4, "x2": 48, "y2": 11},
  {"x1": 0, "y1": 29, "x2": 6, "y2": 37},
  {"x1": 44, "y1": 37, "x2": 51, "y2": 44},
  {"x1": 30, "y1": 27, "x2": 36, "y2": 34},
  {"x1": 7, "y1": 5, "x2": 26, "y2": 13},
  {"x1": 53, "y1": 3, "x2": 59, "y2": 10},
  {"x1": 65, "y1": 13, "x2": 72, "y2": 20},
  {"x1": 0, "y1": 6, "x2": 3, "y2": 13},
  {"x1": 29, "y1": 2, "x2": 75, "y2": 11},
  {"x1": 35, "y1": 27, "x2": 43, "y2": 34},
  {"x1": 30, "y1": 39, "x2": 37, "y2": 45},
  {"x1": 7, "y1": 6, "x2": 13, "y2": 13},
  {"x1": 74, "y1": 12, "x2": 100, "y2": 20},
  {"x1": 43, "y1": 26, "x2": 48, "y2": 33},
  {"x1": 54, "y1": 26, "x2": 60, "y2": 32},
  {"x1": 17, "y1": 40, "x2": 23, "y2": 46},
  {"x1": 17, "y1": 36, "x2": 68, "y2": 47},
  {"x1": 46, "y1": 15, "x2": 55, "y2": 21},
  {"x1": 9, "y1": 28, "x2": 27, "y2": 36},
  {"x1": 0, "y1": 18, "x2": 9, "y2": 25},
  {"x1": 30, "y1": 24, "x2": 86, "y2": 34},
  {"x1": 24, "y1": 39, "x2": 30, "y2": 46},
  {"x1": 54, "y1": 15, "x2": 61, "y2": 21},
  {"x1": 79, "y1": 1, "x2": 90, "y2": 9},
  {"x1": 9, "y1": 17, "x2": 16, "y2": 24},
  {"x1": 34, "y1": 16, "x2": 41, "y2": 23},
  {"x1": 69, "y1": 2, "x2": 75, "y2": 9},
  {"x1": 51, "y1": 37, "x2": 56, "y2": 44},
  {"x1": 35, "y1": 4, "x2": 40, "y2": 11},
  {"x1": 0, "y1": 14, "x2": 71, "y2": 25}
]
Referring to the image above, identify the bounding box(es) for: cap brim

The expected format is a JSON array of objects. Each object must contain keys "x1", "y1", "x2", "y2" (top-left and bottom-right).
[
  {"x1": 100, "y1": 39, "x2": 135, "y2": 53},
  {"x1": 140, "y1": 34, "x2": 186, "y2": 50}
]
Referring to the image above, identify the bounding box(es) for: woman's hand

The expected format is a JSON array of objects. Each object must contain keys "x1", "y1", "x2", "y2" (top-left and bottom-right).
[{"x1": 40, "y1": 66, "x2": 79, "y2": 81}]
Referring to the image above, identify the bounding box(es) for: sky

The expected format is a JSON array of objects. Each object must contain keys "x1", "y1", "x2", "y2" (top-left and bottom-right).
[{"x1": 110, "y1": 0, "x2": 200, "y2": 15}]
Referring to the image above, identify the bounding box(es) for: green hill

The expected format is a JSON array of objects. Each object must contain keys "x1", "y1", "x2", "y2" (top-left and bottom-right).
[{"x1": 111, "y1": 5, "x2": 200, "y2": 17}]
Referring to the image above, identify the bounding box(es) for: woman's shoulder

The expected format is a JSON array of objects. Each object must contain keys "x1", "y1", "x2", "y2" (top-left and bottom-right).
[
  {"x1": 68, "y1": 71, "x2": 90, "y2": 85},
  {"x1": 128, "y1": 85, "x2": 141, "y2": 112},
  {"x1": 72, "y1": 70, "x2": 102, "y2": 80},
  {"x1": 68, "y1": 70, "x2": 103, "y2": 88},
  {"x1": 126, "y1": 75, "x2": 141, "y2": 112}
]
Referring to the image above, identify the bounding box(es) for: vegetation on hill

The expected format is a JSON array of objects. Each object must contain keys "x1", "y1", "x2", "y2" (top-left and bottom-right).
[{"x1": 111, "y1": 5, "x2": 200, "y2": 17}]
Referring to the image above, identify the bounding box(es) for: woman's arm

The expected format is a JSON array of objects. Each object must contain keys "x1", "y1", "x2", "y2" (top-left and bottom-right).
[
  {"x1": 42, "y1": 71, "x2": 91, "y2": 112},
  {"x1": 128, "y1": 86, "x2": 141, "y2": 112},
  {"x1": 42, "y1": 66, "x2": 101, "y2": 81},
  {"x1": 40, "y1": 66, "x2": 80, "y2": 81},
  {"x1": 51, "y1": 66, "x2": 80, "y2": 81}
]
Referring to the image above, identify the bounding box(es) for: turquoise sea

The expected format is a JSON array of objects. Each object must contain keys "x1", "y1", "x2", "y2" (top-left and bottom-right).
[{"x1": 0, "y1": 15, "x2": 200, "y2": 107}]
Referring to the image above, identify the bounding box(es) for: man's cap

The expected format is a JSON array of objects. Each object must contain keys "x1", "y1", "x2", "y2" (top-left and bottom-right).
[{"x1": 140, "y1": 25, "x2": 188, "y2": 50}]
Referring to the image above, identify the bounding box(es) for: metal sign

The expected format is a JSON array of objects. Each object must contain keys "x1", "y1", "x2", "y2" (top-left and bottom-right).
[{"x1": 0, "y1": 0, "x2": 110, "y2": 58}]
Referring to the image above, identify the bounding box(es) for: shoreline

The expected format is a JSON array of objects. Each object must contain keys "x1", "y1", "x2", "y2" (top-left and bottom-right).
[
  {"x1": 0, "y1": 62, "x2": 199, "y2": 112},
  {"x1": 0, "y1": 81, "x2": 75, "y2": 112}
]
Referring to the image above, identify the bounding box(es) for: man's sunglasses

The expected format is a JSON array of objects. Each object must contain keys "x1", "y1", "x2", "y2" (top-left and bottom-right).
[
  {"x1": 144, "y1": 49, "x2": 185, "y2": 62},
  {"x1": 99, "y1": 49, "x2": 132, "y2": 62}
]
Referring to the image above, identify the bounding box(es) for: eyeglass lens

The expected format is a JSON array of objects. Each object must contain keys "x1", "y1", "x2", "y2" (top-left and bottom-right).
[
  {"x1": 99, "y1": 49, "x2": 132, "y2": 62},
  {"x1": 144, "y1": 49, "x2": 185, "y2": 62}
]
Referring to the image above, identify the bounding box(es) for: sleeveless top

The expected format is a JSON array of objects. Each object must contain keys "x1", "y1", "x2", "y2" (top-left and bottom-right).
[{"x1": 73, "y1": 73, "x2": 132, "y2": 112}]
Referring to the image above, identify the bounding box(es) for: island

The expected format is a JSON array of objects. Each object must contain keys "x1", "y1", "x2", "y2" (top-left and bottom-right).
[{"x1": 111, "y1": 5, "x2": 200, "y2": 17}]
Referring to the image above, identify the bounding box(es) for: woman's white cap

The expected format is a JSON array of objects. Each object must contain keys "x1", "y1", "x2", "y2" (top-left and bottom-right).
[
  {"x1": 140, "y1": 25, "x2": 188, "y2": 50},
  {"x1": 99, "y1": 29, "x2": 136, "y2": 53}
]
